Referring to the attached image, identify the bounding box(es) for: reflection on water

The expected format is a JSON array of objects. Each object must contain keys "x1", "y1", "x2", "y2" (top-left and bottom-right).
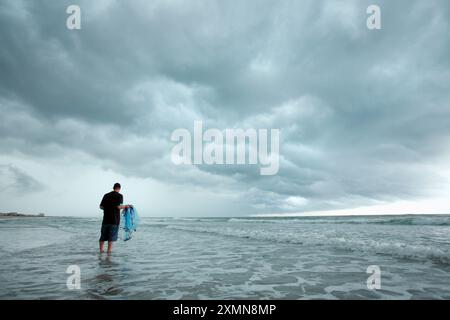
[
  {"x1": 98, "y1": 252, "x2": 118, "y2": 267},
  {"x1": 86, "y1": 254, "x2": 124, "y2": 299}
]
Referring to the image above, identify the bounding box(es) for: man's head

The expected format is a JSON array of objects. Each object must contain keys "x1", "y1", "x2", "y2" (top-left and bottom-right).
[{"x1": 113, "y1": 183, "x2": 121, "y2": 192}]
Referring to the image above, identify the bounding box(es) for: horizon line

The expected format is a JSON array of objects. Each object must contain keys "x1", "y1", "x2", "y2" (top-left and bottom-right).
[{"x1": 28, "y1": 212, "x2": 450, "y2": 219}]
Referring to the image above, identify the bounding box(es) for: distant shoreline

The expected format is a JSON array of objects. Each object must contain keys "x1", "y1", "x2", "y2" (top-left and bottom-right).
[
  {"x1": 1, "y1": 213, "x2": 450, "y2": 219},
  {"x1": 0, "y1": 212, "x2": 45, "y2": 219}
]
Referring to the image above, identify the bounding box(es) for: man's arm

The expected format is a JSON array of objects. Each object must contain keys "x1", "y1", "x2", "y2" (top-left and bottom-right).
[
  {"x1": 99, "y1": 195, "x2": 106, "y2": 210},
  {"x1": 116, "y1": 194, "x2": 127, "y2": 210}
]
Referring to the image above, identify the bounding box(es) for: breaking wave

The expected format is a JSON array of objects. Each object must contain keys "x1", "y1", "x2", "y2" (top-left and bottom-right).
[
  {"x1": 227, "y1": 215, "x2": 450, "y2": 226},
  {"x1": 165, "y1": 223, "x2": 450, "y2": 264}
]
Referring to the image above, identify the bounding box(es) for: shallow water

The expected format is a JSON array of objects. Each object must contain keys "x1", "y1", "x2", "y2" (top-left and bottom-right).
[{"x1": 1, "y1": 215, "x2": 450, "y2": 299}]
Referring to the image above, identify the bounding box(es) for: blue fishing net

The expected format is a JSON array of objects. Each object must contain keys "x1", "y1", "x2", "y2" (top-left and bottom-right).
[{"x1": 120, "y1": 206, "x2": 140, "y2": 241}]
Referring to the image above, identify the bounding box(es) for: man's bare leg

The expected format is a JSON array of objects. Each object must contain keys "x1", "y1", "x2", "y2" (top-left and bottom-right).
[
  {"x1": 99, "y1": 241, "x2": 105, "y2": 253},
  {"x1": 107, "y1": 241, "x2": 113, "y2": 253}
]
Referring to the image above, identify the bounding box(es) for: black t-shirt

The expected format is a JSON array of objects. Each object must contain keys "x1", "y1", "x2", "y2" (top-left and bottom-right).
[{"x1": 100, "y1": 191, "x2": 123, "y2": 225}]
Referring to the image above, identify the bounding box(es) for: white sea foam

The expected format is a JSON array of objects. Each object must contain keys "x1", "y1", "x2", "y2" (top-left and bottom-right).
[
  {"x1": 166, "y1": 223, "x2": 450, "y2": 264},
  {"x1": 228, "y1": 215, "x2": 450, "y2": 226}
]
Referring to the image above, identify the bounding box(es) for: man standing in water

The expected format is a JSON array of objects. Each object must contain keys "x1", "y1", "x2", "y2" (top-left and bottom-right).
[{"x1": 99, "y1": 183, "x2": 131, "y2": 253}]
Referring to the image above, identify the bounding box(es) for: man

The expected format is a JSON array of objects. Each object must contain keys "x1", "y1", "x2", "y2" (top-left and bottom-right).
[{"x1": 99, "y1": 183, "x2": 131, "y2": 253}]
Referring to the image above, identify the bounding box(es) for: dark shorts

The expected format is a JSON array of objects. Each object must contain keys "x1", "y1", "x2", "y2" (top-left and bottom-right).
[{"x1": 99, "y1": 224, "x2": 119, "y2": 242}]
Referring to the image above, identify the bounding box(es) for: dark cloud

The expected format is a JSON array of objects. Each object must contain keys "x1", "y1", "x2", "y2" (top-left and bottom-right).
[{"x1": 0, "y1": 0, "x2": 449, "y2": 215}]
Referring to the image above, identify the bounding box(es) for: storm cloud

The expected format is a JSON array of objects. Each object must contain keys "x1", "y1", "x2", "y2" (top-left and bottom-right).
[{"x1": 1, "y1": 0, "x2": 449, "y2": 216}]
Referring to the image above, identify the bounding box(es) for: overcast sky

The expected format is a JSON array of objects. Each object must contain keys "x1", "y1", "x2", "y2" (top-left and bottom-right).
[{"x1": 1, "y1": 0, "x2": 449, "y2": 217}]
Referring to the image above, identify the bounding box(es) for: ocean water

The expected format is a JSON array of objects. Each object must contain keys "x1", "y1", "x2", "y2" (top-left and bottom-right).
[{"x1": 1, "y1": 215, "x2": 450, "y2": 299}]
